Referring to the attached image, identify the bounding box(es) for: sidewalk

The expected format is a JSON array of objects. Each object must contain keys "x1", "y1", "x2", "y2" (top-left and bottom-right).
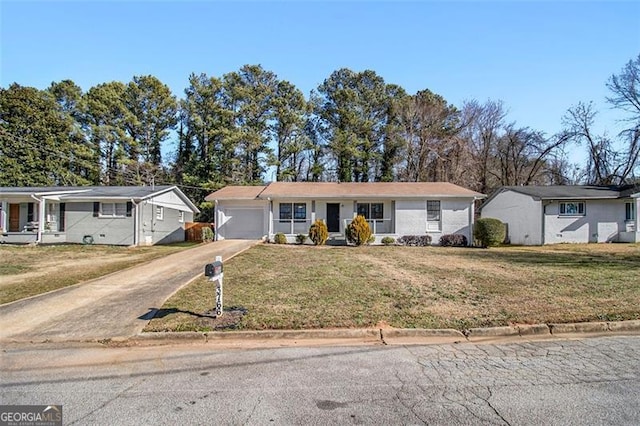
[{"x1": 0, "y1": 239, "x2": 257, "y2": 342}]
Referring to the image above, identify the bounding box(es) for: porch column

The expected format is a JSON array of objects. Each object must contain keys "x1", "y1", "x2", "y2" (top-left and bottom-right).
[
  {"x1": 268, "y1": 200, "x2": 273, "y2": 238},
  {"x1": 311, "y1": 200, "x2": 316, "y2": 223},
  {"x1": 0, "y1": 201, "x2": 7, "y2": 231},
  {"x1": 636, "y1": 198, "x2": 640, "y2": 243},
  {"x1": 37, "y1": 198, "x2": 46, "y2": 242}
]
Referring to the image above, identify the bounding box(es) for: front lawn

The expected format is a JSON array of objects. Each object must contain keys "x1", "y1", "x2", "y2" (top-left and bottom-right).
[
  {"x1": 0, "y1": 243, "x2": 195, "y2": 304},
  {"x1": 145, "y1": 243, "x2": 640, "y2": 332}
]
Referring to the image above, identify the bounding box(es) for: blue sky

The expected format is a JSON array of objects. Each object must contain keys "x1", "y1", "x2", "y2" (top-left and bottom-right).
[{"x1": 2, "y1": 1, "x2": 639, "y2": 162}]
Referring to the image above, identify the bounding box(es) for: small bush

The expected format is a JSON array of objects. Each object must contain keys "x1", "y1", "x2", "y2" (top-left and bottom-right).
[
  {"x1": 439, "y1": 234, "x2": 468, "y2": 247},
  {"x1": 308, "y1": 220, "x2": 329, "y2": 246},
  {"x1": 397, "y1": 235, "x2": 432, "y2": 247},
  {"x1": 367, "y1": 235, "x2": 376, "y2": 245},
  {"x1": 474, "y1": 218, "x2": 506, "y2": 247},
  {"x1": 295, "y1": 234, "x2": 307, "y2": 244},
  {"x1": 274, "y1": 233, "x2": 287, "y2": 244},
  {"x1": 346, "y1": 215, "x2": 372, "y2": 246},
  {"x1": 201, "y1": 226, "x2": 214, "y2": 242},
  {"x1": 381, "y1": 236, "x2": 396, "y2": 246}
]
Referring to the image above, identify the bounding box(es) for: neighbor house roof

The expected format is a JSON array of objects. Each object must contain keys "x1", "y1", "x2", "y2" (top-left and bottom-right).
[
  {"x1": 206, "y1": 182, "x2": 485, "y2": 201},
  {"x1": 0, "y1": 185, "x2": 199, "y2": 212},
  {"x1": 482, "y1": 184, "x2": 640, "y2": 206}
]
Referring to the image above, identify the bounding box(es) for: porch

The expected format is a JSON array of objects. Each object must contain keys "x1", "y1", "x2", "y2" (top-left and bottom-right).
[{"x1": 0, "y1": 198, "x2": 66, "y2": 244}]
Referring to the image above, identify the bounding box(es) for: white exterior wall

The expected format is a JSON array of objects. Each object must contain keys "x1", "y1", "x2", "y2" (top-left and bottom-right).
[
  {"x1": 544, "y1": 199, "x2": 630, "y2": 244},
  {"x1": 215, "y1": 200, "x2": 269, "y2": 240},
  {"x1": 395, "y1": 199, "x2": 473, "y2": 245},
  {"x1": 481, "y1": 191, "x2": 542, "y2": 245}
]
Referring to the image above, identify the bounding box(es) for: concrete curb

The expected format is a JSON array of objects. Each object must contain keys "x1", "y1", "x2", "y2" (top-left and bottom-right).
[{"x1": 128, "y1": 320, "x2": 640, "y2": 347}]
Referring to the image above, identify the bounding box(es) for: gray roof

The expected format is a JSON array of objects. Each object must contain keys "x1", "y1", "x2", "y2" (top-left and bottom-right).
[
  {"x1": 484, "y1": 185, "x2": 640, "y2": 205},
  {"x1": 0, "y1": 185, "x2": 199, "y2": 212}
]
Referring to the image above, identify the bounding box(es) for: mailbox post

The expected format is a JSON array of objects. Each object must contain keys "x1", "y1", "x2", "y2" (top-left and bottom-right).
[{"x1": 204, "y1": 255, "x2": 224, "y2": 316}]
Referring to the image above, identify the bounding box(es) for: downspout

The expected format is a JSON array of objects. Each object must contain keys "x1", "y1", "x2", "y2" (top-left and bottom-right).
[
  {"x1": 214, "y1": 199, "x2": 219, "y2": 241},
  {"x1": 30, "y1": 194, "x2": 43, "y2": 244},
  {"x1": 131, "y1": 199, "x2": 138, "y2": 246}
]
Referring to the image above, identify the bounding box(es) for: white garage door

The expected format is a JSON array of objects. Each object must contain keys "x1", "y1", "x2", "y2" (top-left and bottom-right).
[{"x1": 223, "y1": 208, "x2": 264, "y2": 239}]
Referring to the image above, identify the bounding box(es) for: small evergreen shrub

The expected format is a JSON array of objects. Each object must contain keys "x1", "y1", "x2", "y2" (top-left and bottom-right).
[
  {"x1": 397, "y1": 235, "x2": 432, "y2": 247},
  {"x1": 346, "y1": 215, "x2": 372, "y2": 246},
  {"x1": 274, "y1": 232, "x2": 287, "y2": 244},
  {"x1": 439, "y1": 234, "x2": 468, "y2": 247},
  {"x1": 474, "y1": 218, "x2": 506, "y2": 247},
  {"x1": 381, "y1": 236, "x2": 396, "y2": 246},
  {"x1": 367, "y1": 235, "x2": 376, "y2": 245},
  {"x1": 201, "y1": 226, "x2": 214, "y2": 242},
  {"x1": 295, "y1": 234, "x2": 307, "y2": 244},
  {"x1": 308, "y1": 220, "x2": 329, "y2": 246}
]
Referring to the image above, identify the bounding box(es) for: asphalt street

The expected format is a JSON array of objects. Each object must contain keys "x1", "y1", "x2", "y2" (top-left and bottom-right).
[{"x1": 1, "y1": 335, "x2": 638, "y2": 425}]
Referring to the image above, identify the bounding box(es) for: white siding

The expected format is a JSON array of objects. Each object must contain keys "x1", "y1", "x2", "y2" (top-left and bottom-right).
[
  {"x1": 544, "y1": 199, "x2": 630, "y2": 244},
  {"x1": 395, "y1": 200, "x2": 427, "y2": 237},
  {"x1": 481, "y1": 190, "x2": 542, "y2": 245},
  {"x1": 441, "y1": 200, "x2": 472, "y2": 240}
]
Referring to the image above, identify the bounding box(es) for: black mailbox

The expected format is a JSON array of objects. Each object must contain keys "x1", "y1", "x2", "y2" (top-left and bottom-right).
[{"x1": 205, "y1": 261, "x2": 223, "y2": 277}]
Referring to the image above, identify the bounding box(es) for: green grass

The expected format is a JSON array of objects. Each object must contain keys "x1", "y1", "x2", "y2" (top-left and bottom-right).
[
  {"x1": 0, "y1": 243, "x2": 197, "y2": 304},
  {"x1": 145, "y1": 243, "x2": 640, "y2": 332}
]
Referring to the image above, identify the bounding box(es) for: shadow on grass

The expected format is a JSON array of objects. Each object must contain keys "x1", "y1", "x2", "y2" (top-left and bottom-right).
[{"x1": 138, "y1": 308, "x2": 215, "y2": 320}]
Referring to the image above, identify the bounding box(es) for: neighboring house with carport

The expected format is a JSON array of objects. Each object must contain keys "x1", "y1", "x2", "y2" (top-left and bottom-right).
[
  {"x1": 480, "y1": 185, "x2": 639, "y2": 245},
  {"x1": 206, "y1": 182, "x2": 485, "y2": 244},
  {"x1": 0, "y1": 185, "x2": 199, "y2": 246}
]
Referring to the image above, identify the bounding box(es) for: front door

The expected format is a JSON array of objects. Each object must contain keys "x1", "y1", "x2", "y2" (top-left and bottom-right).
[
  {"x1": 9, "y1": 204, "x2": 20, "y2": 232},
  {"x1": 326, "y1": 203, "x2": 340, "y2": 233}
]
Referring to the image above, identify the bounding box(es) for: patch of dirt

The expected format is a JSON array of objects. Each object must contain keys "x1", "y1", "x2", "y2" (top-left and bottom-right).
[{"x1": 195, "y1": 306, "x2": 248, "y2": 331}]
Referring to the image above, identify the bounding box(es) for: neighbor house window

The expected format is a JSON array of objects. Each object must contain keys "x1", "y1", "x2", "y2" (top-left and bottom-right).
[
  {"x1": 100, "y1": 202, "x2": 127, "y2": 218},
  {"x1": 178, "y1": 211, "x2": 185, "y2": 223},
  {"x1": 626, "y1": 202, "x2": 636, "y2": 221},
  {"x1": 559, "y1": 201, "x2": 585, "y2": 216},
  {"x1": 279, "y1": 203, "x2": 306, "y2": 221},
  {"x1": 156, "y1": 206, "x2": 164, "y2": 220},
  {"x1": 357, "y1": 203, "x2": 383, "y2": 220}
]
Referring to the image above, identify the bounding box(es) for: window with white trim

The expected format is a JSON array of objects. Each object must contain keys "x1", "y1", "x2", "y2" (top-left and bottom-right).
[
  {"x1": 427, "y1": 200, "x2": 441, "y2": 231},
  {"x1": 626, "y1": 202, "x2": 636, "y2": 221},
  {"x1": 357, "y1": 203, "x2": 384, "y2": 220},
  {"x1": 100, "y1": 202, "x2": 127, "y2": 218},
  {"x1": 156, "y1": 206, "x2": 164, "y2": 220},
  {"x1": 279, "y1": 203, "x2": 306, "y2": 222},
  {"x1": 559, "y1": 201, "x2": 585, "y2": 216},
  {"x1": 178, "y1": 211, "x2": 185, "y2": 223}
]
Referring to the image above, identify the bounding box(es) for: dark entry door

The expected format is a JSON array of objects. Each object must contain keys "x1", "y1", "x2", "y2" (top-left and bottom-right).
[
  {"x1": 9, "y1": 204, "x2": 20, "y2": 232},
  {"x1": 326, "y1": 203, "x2": 340, "y2": 233}
]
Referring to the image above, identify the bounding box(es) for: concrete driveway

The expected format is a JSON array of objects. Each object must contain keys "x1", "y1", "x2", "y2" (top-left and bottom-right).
[{"x1": 0, "y1": 239, "x2": 258, "y2": 342}]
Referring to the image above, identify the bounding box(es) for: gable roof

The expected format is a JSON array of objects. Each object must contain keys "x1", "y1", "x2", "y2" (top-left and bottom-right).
[
  {"x1": 0, "y1": 185, "x2": 199, "y2": 212},
  {"x1": 206, "y1": 182, "x2": 485, "y2": 201},
  {"x1": 483, "y1": 185, "x2": 640, "y2": 206}
]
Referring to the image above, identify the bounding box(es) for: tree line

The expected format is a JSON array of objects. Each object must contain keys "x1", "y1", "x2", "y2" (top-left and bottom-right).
[{"x1": 1, "y1": 55, "x2": 638, "y2": 219}]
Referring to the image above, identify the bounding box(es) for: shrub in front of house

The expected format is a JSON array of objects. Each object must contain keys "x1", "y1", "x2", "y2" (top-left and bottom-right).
[
  {"x1": 346, "y1": 215, "x2": 372, "y2": 246},
  {"x1": 397, "y1": 235, "x2": 432, "y2": 246},
  {"x1": 296, "y1": 233, "x2": 307, "y2": 244},
  {"x1": 474, "y1": 218, "x2": 506, "y2": 247},
  {"x1": 274, "y1": 232, "x2": 287, "y2": 244},
  {"x1": 308, "y1": 220, "x2": 329, "y2": 245},
  {"x1": 381, "y1": 236, "x2": 396, "y2": 246},
  {"x1": 201, "y1": 226, "x2": 214, "y2": 242},
  {"x1": 439, "y1": 234, "x2": 468, "y2": 247}
]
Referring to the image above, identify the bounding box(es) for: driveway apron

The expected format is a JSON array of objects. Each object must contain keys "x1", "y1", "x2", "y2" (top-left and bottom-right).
[{"x1": 0, "y1": 240, "x2": 257, "y2": 342}]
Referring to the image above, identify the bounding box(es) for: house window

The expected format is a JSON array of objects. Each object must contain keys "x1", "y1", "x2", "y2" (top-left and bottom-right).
[
  {"x1": 427, "y1": 201, "x2": 441, "y2": 221},
  {"x1": 100, "y1": 202, "x2": 127, "y2": 218},
  {"x1": 178, "y1": 211, "x2": 185, "y2": 223},
  {"x1": 156, "y1": 206, "x2": 164, "y2": 220},
  {"x1": 626, "y1": 202, "x2": 636, "y2": 221},
  {"x1": 559, "y1": 201, "x2": 585, "y2": 216},
  {"x1": 279, "y1": 203, "x2": 306, "y2": 221},
  {"x1": 427, "y1": 200, "x2": 441, "y2": 231},
  {"x1": 356, "y1": 203, "x2": 384, "y2": 220}
]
